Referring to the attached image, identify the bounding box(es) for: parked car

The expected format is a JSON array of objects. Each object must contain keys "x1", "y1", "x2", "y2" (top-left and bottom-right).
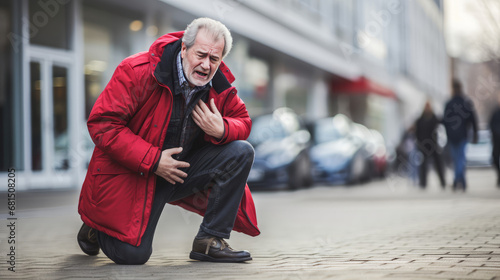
[
  {"x1": 466, "y1": 130, "x2": 492, "y2": 167},
  {"x1": 349, "y1": 123, "x2": 377, "y2": 180},
  {"x1": 308, "y1": 115, "x2": 376, "y2": 185},
  {"x1": 364, "y1": 128, "x2": 389, "y2": 177},
  {"x1": 247, "y1": 108, "x2": 313, "y2": 190}
]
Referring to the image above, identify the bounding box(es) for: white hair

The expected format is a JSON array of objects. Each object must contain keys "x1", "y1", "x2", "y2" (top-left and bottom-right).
[{"x1": 182, "y1": 17, "x2": 233, "y2": 58}]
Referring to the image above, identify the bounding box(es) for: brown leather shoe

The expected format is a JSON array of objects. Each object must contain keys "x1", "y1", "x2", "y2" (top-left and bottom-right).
[
  {"x1": 189, "y1": 237, "x2": 252, "y2": 263},
  {"x1": 77, "y1": 223, "x2": 100, "y2": 256}
]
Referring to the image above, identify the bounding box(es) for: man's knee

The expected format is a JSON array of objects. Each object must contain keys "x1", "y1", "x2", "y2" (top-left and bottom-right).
[
  {"x1": 112, "y1": 246, "x2": 151, "y2": 265},
  {"x1": 98, "y1": 231, "x2": 152, "y2": 265},
  {"x1": 227, "y1": 140, "x2": 254, "y2": 161}
]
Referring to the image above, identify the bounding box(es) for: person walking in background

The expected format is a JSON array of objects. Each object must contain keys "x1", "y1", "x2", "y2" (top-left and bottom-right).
[
  {"x1": 396, "y1": 130, "x2": 419, "y2": 186},
  {"x1": 442, "y1": 79, "x2": 478, "y2": 191},
  {"x1": 489, "y1": 95, "x2": 500, "y2": 187},
  {"x1": 414, "y1": 101, "x2": 446, "y2": 189}
]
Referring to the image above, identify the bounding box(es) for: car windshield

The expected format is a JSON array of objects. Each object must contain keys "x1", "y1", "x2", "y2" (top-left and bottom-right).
[{"x1": 248, "y1": 115, "x2": 287, "y2": 146}]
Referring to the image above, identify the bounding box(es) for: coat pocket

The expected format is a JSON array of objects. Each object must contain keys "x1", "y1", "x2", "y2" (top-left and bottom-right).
[{"x1": 90, "y1": 159, "x2": 136, "y2": 205}]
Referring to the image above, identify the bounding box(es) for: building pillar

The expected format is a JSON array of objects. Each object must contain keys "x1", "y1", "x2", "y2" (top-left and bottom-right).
[
  {"x1": 270, "y1": 61, "x2": 289, "y2": 110},
  {"x1": 307, "y1": 73, "x2": 328, "y2": 120}
]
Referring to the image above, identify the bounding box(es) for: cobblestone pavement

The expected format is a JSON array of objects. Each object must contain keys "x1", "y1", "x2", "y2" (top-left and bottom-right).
[{"x1": 1, "y1": 168, "x2": 500, "y2": 279}]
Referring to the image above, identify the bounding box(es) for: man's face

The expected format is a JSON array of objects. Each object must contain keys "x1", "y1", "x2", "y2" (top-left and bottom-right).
[{"x1": 181, "y1": 29, "x2": 224, "y2": 87}]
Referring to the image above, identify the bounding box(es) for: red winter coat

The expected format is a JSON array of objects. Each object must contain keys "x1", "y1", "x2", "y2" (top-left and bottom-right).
[{"x1": 78, "y1": 31, "x2": 260, "y2": 246}]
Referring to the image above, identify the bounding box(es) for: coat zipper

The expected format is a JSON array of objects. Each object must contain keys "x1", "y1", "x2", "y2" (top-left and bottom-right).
[{"x1": 135, "y1": 83, "x2": 173, "y2": 246}]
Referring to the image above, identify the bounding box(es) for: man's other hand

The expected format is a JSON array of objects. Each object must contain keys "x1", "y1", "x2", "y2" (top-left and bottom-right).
[
  {"x1": 154, "y1": 147, "x2": 190, "y2": 185},
  {"x1": 193, "y1": 99, "x2": 224, "y2": 139}
]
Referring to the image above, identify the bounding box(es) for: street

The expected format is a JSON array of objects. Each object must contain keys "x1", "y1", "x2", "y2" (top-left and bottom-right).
[{"x1": 1, "y1": 168, "x2": 500, "y2": 279}]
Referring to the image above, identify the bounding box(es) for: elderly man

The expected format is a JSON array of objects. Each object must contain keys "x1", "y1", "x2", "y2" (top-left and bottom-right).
[{"x1": 77, "y1": 17, "x2": 259, "y2": 264}]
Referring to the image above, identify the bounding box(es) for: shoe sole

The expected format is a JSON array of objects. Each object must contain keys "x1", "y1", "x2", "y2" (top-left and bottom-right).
[
  {"x1": 189, "y1": 251, "x2": 252, "y2": 263},
  {"x1": 78, "y1": 241, "x2": 100, "y2": 256}
]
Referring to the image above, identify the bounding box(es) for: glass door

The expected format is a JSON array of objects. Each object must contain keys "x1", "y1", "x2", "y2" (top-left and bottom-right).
[
  {"x1": 27, "y1": 50, "x2": 74, "y2": 187},
  {"x1": 5, "y1": 0, "x2": 84, "y2": 190}
]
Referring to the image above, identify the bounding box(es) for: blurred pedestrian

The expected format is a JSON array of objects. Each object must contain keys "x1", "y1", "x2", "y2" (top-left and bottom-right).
[
  {"x1": 414, "y1": 101, "x2": 446, "y2": 189},
  {"x1": 489, "y1": 95, "x2": 500, "y2": 187},
  {"x1": 76, "y1": 18, "x2": 259, "y2": 265},
  {"x1": 442, "y1": 79, "x2": 478, "y2": 191},
  {"x1": 397, "y1": 130, "x2": 419, "y2": 185}
]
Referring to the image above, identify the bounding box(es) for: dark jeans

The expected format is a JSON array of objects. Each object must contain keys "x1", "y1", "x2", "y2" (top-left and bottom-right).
[
  {"x1": 449, "y1": 140, "x2": 467, "y2": 190},
  {"x1": 417, "y1": 148, "x2": 446, "y2": 188},
  {"x1": 96, "y1": 140, "x2": 254, "y2": 265}
]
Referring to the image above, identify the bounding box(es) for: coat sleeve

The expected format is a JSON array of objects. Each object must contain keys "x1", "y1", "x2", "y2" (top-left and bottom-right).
[
  {"x1": 207, "y1": 90, "x2": 252, "y2": 145},
  {"x1": 87, "y1": 61, "x2": 161, "y2": 174}
]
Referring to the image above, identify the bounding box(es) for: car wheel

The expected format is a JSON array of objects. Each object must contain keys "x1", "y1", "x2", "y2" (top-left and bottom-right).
[
  {"x1": 288, "y1": 154, "x2": 311, "y2": 190},
  {"x1": 301, "y1": 154, "x2": 313, "y2": 188},
  {"x1": 348, "y1": 153, "x2": 364, "y2": 185}
]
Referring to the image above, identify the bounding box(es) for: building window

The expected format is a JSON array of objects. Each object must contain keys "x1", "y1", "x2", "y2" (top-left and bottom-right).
[
  {"x1": 30, "y1": 62, "x2": 42, "y2": 171},
  {"x1": 83, "y1": 4, "x2": 145, "y2": 118},
  {"x1": 53, "y1": 66, "x2": 69, "y2": 170},
  {"x1": 242, "y1": 58, "x2": 270, "y2": 113},
  {"x1": 29, "y1": 0, "x2": 71, "y2": 49}
]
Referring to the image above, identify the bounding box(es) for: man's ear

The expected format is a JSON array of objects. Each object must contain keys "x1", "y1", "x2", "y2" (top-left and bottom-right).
[{"x1": 181, "y1": 42, "x2": 187, "y2": 59}]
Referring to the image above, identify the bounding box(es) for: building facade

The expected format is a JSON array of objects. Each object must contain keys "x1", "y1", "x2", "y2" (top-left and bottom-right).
[{"x1": 0, "y1": 0, "x2": 449, "y2": 190}]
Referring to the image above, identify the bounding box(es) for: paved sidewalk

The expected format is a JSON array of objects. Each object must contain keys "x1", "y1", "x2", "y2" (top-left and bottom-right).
[{"x1": 1, "y1": 168, "x2": 500, "y2": 279}]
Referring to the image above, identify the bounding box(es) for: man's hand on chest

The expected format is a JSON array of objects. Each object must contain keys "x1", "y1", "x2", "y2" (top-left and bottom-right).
[{"x1": 192, "y1": 98, "x2": 224, "y2": 139}]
